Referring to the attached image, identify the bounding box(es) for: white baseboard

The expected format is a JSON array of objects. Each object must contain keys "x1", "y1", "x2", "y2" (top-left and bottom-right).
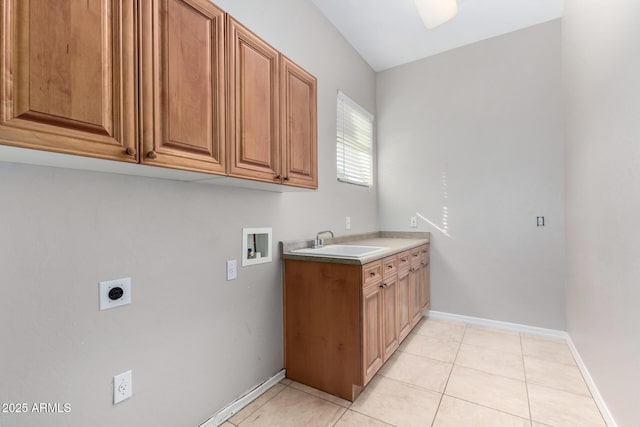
[
  {"x1": 566, "y1": 336, "x2": 618, "y2": 427},
  {"x1": 426, "y1": 310, "x2": 617, "y2": 427},
  {"x1": 199, "y1": 369, "x2": 286, "y2": 427},
  {"x1": 426, "y1": 310, "x2": 568, "y2": 339}
]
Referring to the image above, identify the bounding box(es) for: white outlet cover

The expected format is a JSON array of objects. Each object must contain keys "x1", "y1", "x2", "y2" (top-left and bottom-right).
[
  {"x1": 346, "y1": 216, "x2": 351, "y2": 230},
  {"x1": 99, "y1": 278, "x2": 131, "y2": 310},
  {"x1": 410, "y1": 217, "x2": 418, "y2": 227},
  {"x1": 114, "y1": 370, "x2": 132, "y2": 404}
]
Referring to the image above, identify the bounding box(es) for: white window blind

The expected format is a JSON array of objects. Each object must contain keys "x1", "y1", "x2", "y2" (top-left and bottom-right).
[{"x1": 337, "y1": 91, "x2": 374, "y2": 187}]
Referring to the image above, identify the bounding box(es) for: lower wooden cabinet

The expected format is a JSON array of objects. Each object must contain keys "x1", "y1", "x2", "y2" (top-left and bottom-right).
[{"x1": 283, "y1": 244, "x2": 430, "y2": 401}]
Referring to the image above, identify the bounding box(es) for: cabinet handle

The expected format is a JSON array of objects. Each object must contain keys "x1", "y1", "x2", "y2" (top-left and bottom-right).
[
  {"x1": 387, "y1": 265, "x2": 393, "y2": 269},
  {"x1": 284, "y1": 176, "x2": 289, "y2": 181},
  {"x1": 370, "y1": 271, "x2": 376, "y2": 277},
  {"x1": 401, "y1": 259, "x2": 407, "y2": 263},
  {"x1": 125, "y1": 147, "x2": 136, "y2": 157},
  {"x1": 147, "y1": 151, "x2": 157, "y2": 159}
]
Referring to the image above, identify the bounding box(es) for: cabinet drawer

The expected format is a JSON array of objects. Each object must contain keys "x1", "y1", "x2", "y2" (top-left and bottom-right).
[
  {"x1": 410, "y1": 248, "x2": 421, "y2": 268},
  {"x1": 397, "y1": 251, "x2": 411, "y2": 273},
  {"x1": 363, "y1": 261, "x2": 382, "y2": 286},
  {"x1": 420, "y1": 245, "x2": 429, "y2": 265},
  {"x1": 382, "y1": 256, "x2": 397, "y2": 279}
]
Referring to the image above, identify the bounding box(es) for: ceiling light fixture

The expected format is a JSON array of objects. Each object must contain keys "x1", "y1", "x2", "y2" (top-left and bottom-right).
[{"x1": 414, "y1": 0, "x2": 458, "y2": 30}]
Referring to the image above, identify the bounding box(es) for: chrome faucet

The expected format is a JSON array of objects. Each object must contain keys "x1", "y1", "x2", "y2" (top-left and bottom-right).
[{"x1": 313, "y1": 230, "x2": 334, "y2": 249}]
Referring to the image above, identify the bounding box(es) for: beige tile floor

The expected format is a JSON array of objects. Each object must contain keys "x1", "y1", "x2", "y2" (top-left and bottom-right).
[{"x1": 223, "y1": 317, "x2": 607, "y2": 427}]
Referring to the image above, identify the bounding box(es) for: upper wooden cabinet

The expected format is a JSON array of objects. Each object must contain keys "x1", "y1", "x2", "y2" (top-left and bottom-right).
[
  {"x1": 0, "y1": 0, "x2": 137, "y2": 161},
  {"x1": 227, "y1": 16, "x2": 318, "y2": 189},
  {"x1": 0, "y1": 2, "x2": 317, "y2": 189},
  {"x1": 139, "y1": 0, "x2": 226, "y2": 174},
  {"x1": 281, "y1": 56, "x2": 317, "y2": 189},
  {"x1": 227, "y1": 16, "x2": 280, "y2": 183}
]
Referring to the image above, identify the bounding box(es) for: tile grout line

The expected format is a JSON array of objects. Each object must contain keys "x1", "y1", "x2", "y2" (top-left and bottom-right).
[
  {"x1": 231, "y1": 382, "x2": 288, "y2": 425},
  {"x1": 429, "y1": 321, "x2": 468, "y2": 427},
  {"x1": 287, "y1": 382, "x2": 353, "y2": 411},
  {"x1": 442, "y1": 395, "x2": 533, "y2": 423},
  {"x1": 519, "y1": 332, "x2": 534, "y2": 427}
]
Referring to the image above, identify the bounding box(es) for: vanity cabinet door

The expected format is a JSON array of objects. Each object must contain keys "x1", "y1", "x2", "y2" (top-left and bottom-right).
[
  {"x1": 0, "y1": 0, "x2": 137, "y2": 161},
  {"x1": 362, "y1": 281, "x2": 383, "y2": 385},
  {"x1": 397, "y1": 268, "x2": 411, "y2": 341},
  {"x1": 139, "y1": 0, "x2": 226, "y2": 173},
  {"x1": 419, "y1": 245, "x2": 430, "y2": 312},
  {"x1": 381, "y1": 276, "x2": 399, "y2": 361},
  {"x1": 409, "y1": 263, "x2": 423, "y2": 327}
]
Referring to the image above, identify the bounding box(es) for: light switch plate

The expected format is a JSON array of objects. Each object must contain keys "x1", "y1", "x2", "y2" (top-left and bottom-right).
[
  {"x1": 226, "y1": 260, "x2": 237, "y2": 281},
  {"x1": 99, "y1": 278, "x2": 131, "y2": 310}
]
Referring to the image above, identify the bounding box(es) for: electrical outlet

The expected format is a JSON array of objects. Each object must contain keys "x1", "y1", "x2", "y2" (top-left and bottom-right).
[
  {"x1": 537, "y1": 216, "x2": 545, "y2": 227},
  {"x1": 410, "y1": 217, "x2": 418, "y2": 228},
  {"x1": 226, "y1": 260, "x2": 237, "y2": 281},
  {"x1": 113, "y1": 370, "x2": 132, "y2": 404},
  {"x1": 99, "y1": 278, "x2": 131, "y2": 310},
  {"x1": 345, "y1": 216, "x2": 351, "y2": 230}
]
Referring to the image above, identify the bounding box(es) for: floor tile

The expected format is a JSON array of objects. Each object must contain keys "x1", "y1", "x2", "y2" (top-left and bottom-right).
[
  {"x1": 238, "y1": 387, "x2": 346, "y2": 427},
  {"x1": 462, "y1": 327, "x2": 522, "y2": 355},
  {"x1": 377, "y1": 351, "x2": 452, "y2": 392},
  {"x1": 528, "y1": 383, "x2": 606, "y2": 427},
  {"x1": 455, "y1": 343, "x2": 525, "y2": 381},
  {"x1": 229, "y1": 383, "x2": 286, "y2": 425},
  {"x1": 412, "y1": 317, "x2": 466, "y2": 342},
  {"x1": 289, "y1": 380, "x2": 352, "y2": 408},
  {"x1": 433, "y1": 395, "x2": 530, "y2": 427},
  {"x1": 398, "y1": 332, "x2": 460, "y2": 363},
  {"x1": 280, "y1": 378, "x2": 293, "y2": 385},
  {"x1": 334, "y1": 410, "x2": 393, "y2": 426},
  {"x1": 521, "y1": 334, "x2": 576, "y2": 366},
  {"x1": 524, "y1": 356, "x2": 590, "y2": 396},
  {"x1": 350, "y1": 376, "x2": 441, "y2": 427},
  {"x1": 445, "y1": 365, "x2": 529, "y2": 419},
  {"x1": 532, "y1": 423, "x2": 552, "y2": 427}
]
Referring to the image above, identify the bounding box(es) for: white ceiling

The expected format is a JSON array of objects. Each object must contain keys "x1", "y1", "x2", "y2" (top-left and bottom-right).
[{"x1": 311, "y1": 0, "x2": 565, "y2": 71}]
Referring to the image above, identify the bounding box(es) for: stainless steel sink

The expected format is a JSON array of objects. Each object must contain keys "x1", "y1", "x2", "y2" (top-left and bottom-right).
[{"x1": 291, "y1": 245, "x2": 388, "y2": 258}]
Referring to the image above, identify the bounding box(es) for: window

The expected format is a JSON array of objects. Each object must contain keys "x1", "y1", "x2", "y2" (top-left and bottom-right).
[{"x1": 336, "y1": 91, "x2": 374, "y2": 187}]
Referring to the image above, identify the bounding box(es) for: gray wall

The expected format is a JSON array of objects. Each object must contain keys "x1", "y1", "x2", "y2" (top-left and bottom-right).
[
  {"x1": 377, "y1": 20, "x2": 566, "y2": 329},
  {"x1": 0, "y1": 1, "x2": 376, "y2": 426},
  {"x1": 563, "y1": 1, "x2": 640, "y2": 425}
]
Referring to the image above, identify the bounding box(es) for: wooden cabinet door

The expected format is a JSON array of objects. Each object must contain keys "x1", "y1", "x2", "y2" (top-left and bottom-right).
[
  {"x1": 227, "y1": 16, "x2": 280, "y2": 183},
  {"x1": 139, "y1": 0, "x2": 225, "y2": 173},
  {"x1": 420, "y1": 259, "x2": 431, "y2": 312},
  {"x1": 362, "y1": 283, "x2": 383, "y2": 385},
  {"x1": 409, "y1": 265, "x2": 423, "y2": 327},
  {"x1": 381, "y1": 277, "x2": 399, "y2": 361},
  {"x1": 397, "y1": 269, "x2": 411, "y2": 341},
  {"x1": 280, "y1": 56, "x2": 317, "y2": 189},
  {"x1": 0, "y1": 0, "x2": 137, "y2": 161}
]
